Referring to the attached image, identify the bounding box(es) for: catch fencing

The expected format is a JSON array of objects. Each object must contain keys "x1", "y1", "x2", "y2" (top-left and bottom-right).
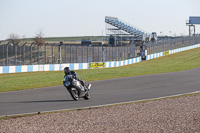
[
  {"x1": 0, "y1": 42, "x2": 136, "y2": 66},
  {"x1": 0, "y1": 36, "x2": 200, "y2": 66}
]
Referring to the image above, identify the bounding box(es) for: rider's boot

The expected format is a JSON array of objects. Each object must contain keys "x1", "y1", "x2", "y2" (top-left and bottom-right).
[
  {"x1": 85, "y1": 84, "x2": 91, "y2": 92},
  {"x1": 87, "y1": 84, "x2": 91, "y2": 90}
]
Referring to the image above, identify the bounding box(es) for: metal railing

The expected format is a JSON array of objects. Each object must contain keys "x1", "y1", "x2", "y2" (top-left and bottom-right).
[
  {"x1": 0, "y1": 36, "x2": 200, "y2": 66},
  {"x1": 0, "y1": 42, "x2": 136, "y2": 66},
  {"x1": 146, "y1": 36, "x2": 200, "y2": 55}
]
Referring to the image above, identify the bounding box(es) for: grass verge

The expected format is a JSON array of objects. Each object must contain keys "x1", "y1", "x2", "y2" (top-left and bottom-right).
[{"x1": 0, "y1": 47, "x2": 200, "y2": 92}]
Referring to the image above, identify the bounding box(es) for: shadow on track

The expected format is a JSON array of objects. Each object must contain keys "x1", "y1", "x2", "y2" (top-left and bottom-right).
[{"x1": 17, "y1": 99, "x2": 74, "y2": 103}]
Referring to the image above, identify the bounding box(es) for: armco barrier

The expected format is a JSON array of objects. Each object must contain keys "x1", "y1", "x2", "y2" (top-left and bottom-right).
[
  {"x1": 0, "y1": 57, "x2": 141, "y2": 74},
  {"x1": 146, "y1": 43, "x2": 200, "y2": 60}
]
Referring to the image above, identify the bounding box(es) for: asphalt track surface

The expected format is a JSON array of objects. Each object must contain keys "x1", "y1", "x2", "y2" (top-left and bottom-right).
[{"x1": 0, "y1": 67, "x2": 200, "y2": 116}]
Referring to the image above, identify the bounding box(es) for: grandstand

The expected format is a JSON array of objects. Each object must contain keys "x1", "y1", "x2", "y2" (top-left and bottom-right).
[{"x1": 105, "y1": 16, "x2": 155, "y2": 45}]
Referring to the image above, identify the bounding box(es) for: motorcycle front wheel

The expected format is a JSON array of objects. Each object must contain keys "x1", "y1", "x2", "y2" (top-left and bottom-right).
[
  {"x1": 83, "y1": 92, "x2": 90, "y2": 100},
  {"x1": 70, "y1": 88, "x2": 79, "y2": 101}
]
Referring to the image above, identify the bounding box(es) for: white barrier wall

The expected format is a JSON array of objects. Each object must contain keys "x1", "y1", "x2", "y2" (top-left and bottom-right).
[
  {"x1": 0, "y1": 57, "x2": 141, "y2": 74},
  {"x1": 146, "y1": 43, "x2": 200, "y2": 60}
]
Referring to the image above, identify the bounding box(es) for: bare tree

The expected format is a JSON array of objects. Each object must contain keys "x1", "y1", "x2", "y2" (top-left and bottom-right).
[
  {"x1": 8, "y1": 33, "x2": 20, "y2": 44},
  {"x1": 34, "y1": 31, "x2": 45, "y2": 45}
]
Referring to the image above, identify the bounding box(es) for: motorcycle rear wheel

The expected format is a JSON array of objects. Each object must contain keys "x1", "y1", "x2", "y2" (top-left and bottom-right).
[{"x1": 70, "y1": 88, "x2": 79, "y2": 101}]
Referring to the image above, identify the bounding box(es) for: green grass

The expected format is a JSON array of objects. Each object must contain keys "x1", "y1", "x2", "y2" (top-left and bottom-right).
[{"x1": 0, "y1": 47, "x2": 200, "y2": 92}]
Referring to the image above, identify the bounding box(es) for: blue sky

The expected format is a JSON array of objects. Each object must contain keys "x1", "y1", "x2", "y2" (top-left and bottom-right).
[{"x1": 0, "y1": 0, "x2": 200, "y2": 40}]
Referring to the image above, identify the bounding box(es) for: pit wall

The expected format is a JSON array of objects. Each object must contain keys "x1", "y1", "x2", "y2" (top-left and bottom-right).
[
  {"x1": 1, "y1": 43, "x2": 200, "y2": 74},
  {"x1": 146, "y1": 43, "x2": 200, "y2": 60}
]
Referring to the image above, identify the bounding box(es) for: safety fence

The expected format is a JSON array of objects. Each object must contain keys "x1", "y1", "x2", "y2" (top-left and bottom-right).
[
  {"x1": 0, "y1": 43, "x2": 136, "y2": 66},
  {"x1": 0, "y1": 43, "x2": 200, "y2": 74},
  {"x1": 0, "y1": 36, "x2": 200, "y2": 66},
  {"x1": 146, "y1": 43, "x2": 200, "y2": 60},
  {"x1": 146, "y1": 36, "x2": 200, "y2": 55}
]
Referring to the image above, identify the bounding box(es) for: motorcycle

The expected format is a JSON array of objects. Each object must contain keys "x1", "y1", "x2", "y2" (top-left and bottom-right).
[{"x1": 63, "y1": 75, "x2": 91, "y2": 101}]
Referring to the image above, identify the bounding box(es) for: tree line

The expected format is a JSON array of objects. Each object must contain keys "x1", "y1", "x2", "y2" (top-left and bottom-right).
[{"x1": 7, "y1": 31, "x2": 45, "y2": 45}]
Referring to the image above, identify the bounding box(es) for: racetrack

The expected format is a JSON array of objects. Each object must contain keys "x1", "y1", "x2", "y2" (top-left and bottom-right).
[{"x1": 0, "y1": 67, "x2": 200, "y2": 117}]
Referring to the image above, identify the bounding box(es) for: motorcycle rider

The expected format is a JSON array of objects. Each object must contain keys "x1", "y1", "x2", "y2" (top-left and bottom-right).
[{"x1": 63, "y1": 67, "x2": 89, "y2": 91}]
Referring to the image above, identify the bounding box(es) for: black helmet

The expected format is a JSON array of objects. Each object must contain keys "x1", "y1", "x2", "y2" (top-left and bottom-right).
[{"x1": 64, "y1": 67, "x2": 70, "y2": 74}]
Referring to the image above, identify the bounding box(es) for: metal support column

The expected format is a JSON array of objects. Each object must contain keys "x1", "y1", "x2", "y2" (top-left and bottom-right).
[
  {"x1": 112, "y1": 46, "x2": 113, "y2": 61},
  {"x1": 52, "y1": 43, "x2": 55, "y2": 64},
  {"x1": 30, "y1": 42, "x2": 34, "y2": 65},
  {"x1": 76, "y1": 45, "x2": 78, "y2": 63},
  {"x1": 93, "y1": 46, "x2": 94, "y2": 62},
  {"x1": 6, "y1": 43, "x2": 9, "y2": 66},
  {"x1": 70, "y1": 45, "x2": 72, "y2": 63},
  {"x1": 102, "y1": 45, "x2": 104, "y2": 62},
  {"x1": 45, "y1": 43, "x2": 48, "y2": 64},
  {"x1": 87, "y1": 46, "x2": 89, "y2": 63},
  {"x1": 127, "y1": 44, "x2": 128, "y2": 59},
  {"x1": 58, "y1": 42, "x2": 63, "y2": 64},
  {"x1": 14, "y1": 42, "x2": 19, "y2": 65},
  {"x1": 2, "y1": 44, "x2": 4, "y2": 65},
  {"x1": 37, "y1": 43, "x2": 40, "y2": 65},
  {"x1": 65, "y1": 45, "x2": 67, "y2": 63},
  {"x1": 117, "y1": 46, "x2": 119, "y2": 60},
  {"x1": 82, "y1": 46, "x2": 84, "y2": 63},
  {"x1": 109, "y1": 46, "x2": 110, "y2": 61},
  {"x1": 22, "y1": 42, "x2": 27, "y2": 65}
]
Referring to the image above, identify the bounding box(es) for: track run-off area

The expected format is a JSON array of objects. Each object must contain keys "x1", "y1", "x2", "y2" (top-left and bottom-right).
[{"x1": 0, "y1": 66, "x2": 200, "y2": 117}]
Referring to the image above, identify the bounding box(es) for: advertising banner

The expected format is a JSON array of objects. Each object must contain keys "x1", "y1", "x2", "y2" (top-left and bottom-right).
[
  {"x1": 89, "y1": 62, "x2": 105, "y2": 69},
  {"x1": 163, "y1": 51, "x2": 169, "y2": 56}
]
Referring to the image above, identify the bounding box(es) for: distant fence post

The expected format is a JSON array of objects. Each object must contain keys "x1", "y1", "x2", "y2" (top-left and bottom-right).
[
  {"x1": 98, "y1": 46, "x2": 100, "y2": 62},
  {"x1": 105, "y1": 46, "x2": 107, "y2": 61},
  {"x1": 82, "y1": 45, "x2": 84, "y2": 63},
  {"x1": 30, "y1": 42, "x2": 34, "y2": 65},
  {"x1": 87, "y1": 45, "x2": 89, "y2": 63},
  {"x1": 2, "y1": 44, "x2": 4, "y2": 66},
  {"x1": 45, "y1": 43, "x2": 48, "y2": 64},
  {"x1": 6, "y1": 42, "x2": 9, "y2": 66},
  {"x1": 108, "y1": 46, "x2": 110, "y2": 61},
  {"x1": 111, "y1": 46, "x2": 113, "y2": 61},
  {"x1": 70, "y1": 45, "x2": 72, "y2": 63},
  {"x1": 102, "y1": 45, "x2": 104, "y2": 62},
  {"x1": 123, "y1": 45, "x2": 124, "y2": 60},
  {"x1": 22, "y1": 42, "x2": 27, "y2": 65},
  {"x1": 133, "y1": 44, "x2": 135, "y2": 57},
  {"x1": 58, "y1": 42, "x2": 63, "y2": 64},
  {"x1": 76, "y1": 45, "x2": 78, "y2": 63},
  {"x1": 37, "y1": 43, "x2": 41, "y2": 65},
  {"x1": 127, "y1": 44, "x2": 128, "y2": 59},
  {"x1": 52, "y1": 43, "x2": 55, "y2": 64},
  {"x1": 118, "y1": 46, "x2": 120, "y2": 60},
  {"x1": 65, "y1": 45, "x2": 67, "y2": 63},
  {"x1": 115, "y1": 46, "x2": 117, "y2": 61},
  {"x1": 92, "y1": 46, "x2": 94, "y2": 62},
  {"x1": 14, "y1": 42, "x2": 19, "y2": 65}
]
